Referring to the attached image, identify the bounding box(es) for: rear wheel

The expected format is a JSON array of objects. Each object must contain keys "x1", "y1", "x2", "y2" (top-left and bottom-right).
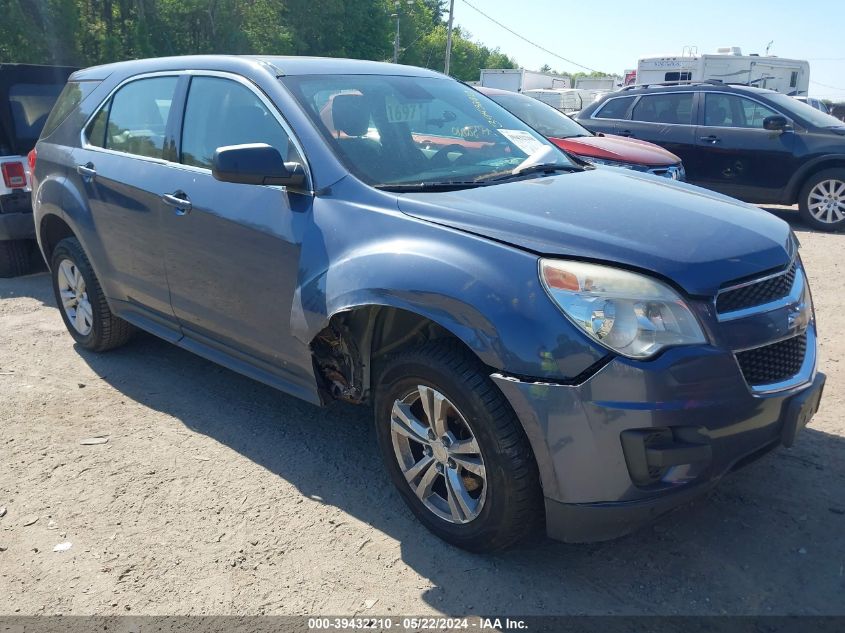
[
  {"x1": 374, "y1": 340, "x2": 543, "y2": 552},
  {"x1": 799, "y1": 169, "x2": 845, "y2": 231},
  {"x1": 50, "y1": 237, "x2": 134, "y2": 351},
  {"x1": 0, "y1": 239, "x2": 33, "y2": 278}
]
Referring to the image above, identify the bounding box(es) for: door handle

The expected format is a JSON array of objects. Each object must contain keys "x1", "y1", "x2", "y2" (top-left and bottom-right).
[
  {"x1": 76, "y1": 162, "x2": 96, "y2": 179},
  {"x1": 699, "y1": 135, "x2": 721, "y2": 144},
  {"x1": 161, "y1": 191, "x2": 192, "y2": 215},
  {"x1": 619, "y1": 130, "x2": 634, "y2": 137}
]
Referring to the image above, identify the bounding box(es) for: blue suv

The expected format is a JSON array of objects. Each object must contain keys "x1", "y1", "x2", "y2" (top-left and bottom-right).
[{"x1": 32, "y1": 57, "x2": 825, "y2": 551}]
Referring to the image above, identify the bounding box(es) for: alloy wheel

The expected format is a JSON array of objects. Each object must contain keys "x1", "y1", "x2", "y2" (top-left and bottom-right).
[
  {"x1": 57, "y1": 258, "x2": 93, "y2": 335},
  {"x1": 390, "y1": 385, "x2": 487, "y2": 524},
  {"x1": 807, "y1": 179, "x2": 845, "y2": 224}
]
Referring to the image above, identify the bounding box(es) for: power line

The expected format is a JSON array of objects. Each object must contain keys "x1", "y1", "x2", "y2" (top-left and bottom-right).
[
  {"x1": 458, "y1": 0, "x2": 600, "y2": 73},
  {"x1": 810, "y1": 79, "x2": 845, "y2": 92}
]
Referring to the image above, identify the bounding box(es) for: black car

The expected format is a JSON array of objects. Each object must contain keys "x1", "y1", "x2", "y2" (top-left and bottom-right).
[
  {"x1": 576, "y1": 82, "x2": 845, "y2": 231},
  {"x1": 0, "y1": 63, "x2": 77, "y2": 276}
]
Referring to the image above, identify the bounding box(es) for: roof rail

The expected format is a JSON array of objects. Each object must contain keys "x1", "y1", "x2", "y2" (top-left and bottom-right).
[{"x1": 619, "y1": 79, "x2": 726, "y2": 91}]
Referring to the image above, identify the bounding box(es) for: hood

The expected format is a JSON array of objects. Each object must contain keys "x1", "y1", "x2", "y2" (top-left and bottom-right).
[
  {"x1": 549, "y1": 134, "x2": 680, "y2": 166},
  {"x1": 397, "y1": 169, "x2": 793, "y2": 297}
]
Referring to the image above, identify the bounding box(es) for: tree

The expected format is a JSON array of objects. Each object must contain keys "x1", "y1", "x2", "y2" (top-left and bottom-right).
[{"x1": 0, "y1": 0, "x2": 516, "y2": 82}]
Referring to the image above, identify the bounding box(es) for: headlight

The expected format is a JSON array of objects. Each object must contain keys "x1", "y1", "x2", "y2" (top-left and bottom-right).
[
  {"x1": 581, "y1": 156, "x2": 643, "y2": 170},
  {"x1": 540, "y1": 259, "x2": 706, "y2": 359}
]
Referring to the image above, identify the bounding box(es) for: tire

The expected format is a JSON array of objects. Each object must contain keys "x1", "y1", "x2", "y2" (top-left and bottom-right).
[
  {"x1": 50, "y1": 237, "x2": 134, "y2": 352},
  {"x1": 798, "y1": 168, "x2": 845, "y2": 231},
  {"x1": 373, "y1": 340, "x2": 543, "y2": 552},
  {"x1": 0, "y1": 239, "x2": 33, "y2": 278}
]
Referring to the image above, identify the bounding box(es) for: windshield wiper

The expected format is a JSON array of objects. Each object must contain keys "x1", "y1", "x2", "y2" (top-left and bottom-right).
[
  {"x1": 481, "y1": 163, "x2": 582, "y2": 184},
  {"x1": 375, "y1": 181, "x2": 485, "y2": 192}
]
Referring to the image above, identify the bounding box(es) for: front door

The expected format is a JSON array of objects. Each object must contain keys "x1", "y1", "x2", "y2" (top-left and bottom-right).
[
  {"x1": 691, "y1": 92, "x2": 796, "y2": 202},
  {"x1": 160, "y1": 74, "x2": 313, "y2": 387}
]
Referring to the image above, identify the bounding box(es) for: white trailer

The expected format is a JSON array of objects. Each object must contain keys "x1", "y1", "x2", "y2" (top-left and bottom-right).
[
  {"x1": 523, "y1": 89, "x2": 584, "y2": 112},
  {"x1": 573, "y1": 76, "x2": 621, "y2": 91},
  {"x1": 636, "y1": 47, "x2": 810, "y2": 95},
  {"x1": 479, "y1": 68, "x2": 570, "y2": 93}
]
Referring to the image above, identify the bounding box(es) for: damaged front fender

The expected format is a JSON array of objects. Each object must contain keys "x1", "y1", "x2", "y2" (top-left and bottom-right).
[{"x1": 290, "y1": 183, "x2": 608, "y2": 385}]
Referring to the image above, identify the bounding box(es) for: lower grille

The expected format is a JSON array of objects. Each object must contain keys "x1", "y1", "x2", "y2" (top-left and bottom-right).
[{"x1": 736, "y1": 334, "x2": 807, "y2": 386}]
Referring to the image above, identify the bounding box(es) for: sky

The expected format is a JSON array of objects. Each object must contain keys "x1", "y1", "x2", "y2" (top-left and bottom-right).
[{"x1": 449, "y1": 0, "x2": 845, "y2": 100}]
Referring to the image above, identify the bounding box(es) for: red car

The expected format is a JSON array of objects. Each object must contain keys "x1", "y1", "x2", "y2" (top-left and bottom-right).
[{"x1": 477, "y1": 86, "x2": 685, "y2": 180}]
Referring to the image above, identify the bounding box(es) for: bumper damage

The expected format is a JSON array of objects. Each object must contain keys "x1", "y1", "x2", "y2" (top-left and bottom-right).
[{"x1": 492, "y1": 344, "x2": 825, "y2": 543}]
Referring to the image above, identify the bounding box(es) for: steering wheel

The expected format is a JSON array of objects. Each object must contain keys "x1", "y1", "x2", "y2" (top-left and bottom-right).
[{"x1": 429, "y1": 143, "x2": 469, "y2": 168}]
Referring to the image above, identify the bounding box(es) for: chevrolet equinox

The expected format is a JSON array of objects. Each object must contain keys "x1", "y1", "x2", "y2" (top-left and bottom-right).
[{"x1": 31, "y1": 57, "x2": 825, "y2": 552}]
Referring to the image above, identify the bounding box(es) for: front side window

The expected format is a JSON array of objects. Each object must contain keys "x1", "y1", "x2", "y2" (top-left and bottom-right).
[
  {"x1": 631, "y1": 92, "x2": 693, "y2": 124},
  {"x1": 703, "y1": 93, "x2": 778, "y2": 128},
  {"x1": 180, "y1": 76, "x2": 299, "y2": 169},
  {"x1": 282, "y1": 74, "x2": 574, "y2": 187},
  {"x1": 593, "y1": 96, "x2": 634, "y2": 120},
  {"x1": 94, "y1": 76, "x2": 178, "y2": 158}
]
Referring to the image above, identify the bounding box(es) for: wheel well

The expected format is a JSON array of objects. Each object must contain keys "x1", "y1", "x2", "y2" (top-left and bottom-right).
[
  {"x1": 791, "y1": 159, "x2": 845, "y2": 204},
  {"x1": 39, "y1": 214, "x2": 76, "y2": 266},
  {"x1": 309, "y1": 306, "x2": 473, "y2": 404}
]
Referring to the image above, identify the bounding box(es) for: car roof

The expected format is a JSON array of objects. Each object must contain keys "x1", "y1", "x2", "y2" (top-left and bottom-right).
[
  {"x1": 71, "y1": 55, "x2": 446, "y2": 82},
  {"x1": 616, "y1": 83, "x2": 775, "y2": 96}
]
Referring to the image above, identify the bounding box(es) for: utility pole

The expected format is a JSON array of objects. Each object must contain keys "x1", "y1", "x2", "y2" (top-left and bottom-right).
[
  {"x1": 444, "y1": 0, "x2": 455, "y2": 75},
  {"x1": 393, "y1": 2, "x2": 401, "y2": 63},
  {"x1": 392, "y1": 1, "x2": 414, "y2": 64}
]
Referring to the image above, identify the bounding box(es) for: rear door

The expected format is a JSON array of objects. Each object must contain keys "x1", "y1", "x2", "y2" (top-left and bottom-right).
[
  {"x1": 71, "y1": 75, "x2": 181, "y2": 338},
  {"x1": 160, "y1": 73, "x2": 313, "y2": 385},
  {"x1": 619, "y1": 91, "x2": 698, "y2": 166},
  {"x1": 692, "y1": 92, "x2": 796, "y2": 202}
]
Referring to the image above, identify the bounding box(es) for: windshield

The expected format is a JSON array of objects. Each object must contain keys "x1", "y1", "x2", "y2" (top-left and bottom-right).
[
  {"x1": 488, "y1": 93, "x2": 590, "y2": 139},
  {"x1": 282, "y1": 74, "x2": 575, "y2": 187},
  {"x1": 768, "y1": 93, "x2": 845, "y2": 128}
]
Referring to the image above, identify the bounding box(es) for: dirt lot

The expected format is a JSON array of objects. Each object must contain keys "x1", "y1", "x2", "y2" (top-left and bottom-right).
[{"x1": 1, "y1": 207, "x2": 843, "y2": 616}]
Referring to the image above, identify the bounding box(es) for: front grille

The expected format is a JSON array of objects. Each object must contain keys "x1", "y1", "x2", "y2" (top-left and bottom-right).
[
  {"x1": 717, "y1": 261, "x2": 797, "y2": 314},
  {"x1": 736, "y1": 334, "x2": 807, "y2": 386}
]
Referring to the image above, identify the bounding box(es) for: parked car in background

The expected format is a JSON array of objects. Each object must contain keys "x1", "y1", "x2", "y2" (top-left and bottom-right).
[
  {"x1": 577, "y1": 82, "x2": 845, "y2": 231},
  {"x1": 477, "y1": 86, "x2": 684, "y2": 179},
  {"x1": 0, "y1": 63, "x2": 77, "y2": 276},
  {"x1": 33, "y1": 56, "x2": 823, "y2": 552},
  {"x1": 795, "y1": 96, "x2": 830, "y2": 114}
]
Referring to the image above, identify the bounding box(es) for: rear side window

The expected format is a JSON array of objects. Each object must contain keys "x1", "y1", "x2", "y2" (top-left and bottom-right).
[
  {"x1": 703, "y1": 93, "x2": 778, "y2": 128},
  {"x1": 88, "y1": 76, "x2": 178, "y2": 158},
  {"x1": 180, "y1": 76, "x2": 298, "y2": 169},
  {"x1": 593, "y1": 96, "x2": 634, "y2": 119},
  {"x1": 42, "y1": 81, "x2": 98, "y2": 138},
  {"x1": 8, "y1": 83, "x2": 65, "y2": 139},
  {"x1": 631, "y1": 93, "x2": 693, "y2": 124}
]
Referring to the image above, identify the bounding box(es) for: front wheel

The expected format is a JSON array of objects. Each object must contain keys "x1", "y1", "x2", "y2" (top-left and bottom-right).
[
  {"x1": 374, "y1": 340, "x2": 543, "y2": 552},
  {"x1": 799, "y1": 169, "x2": 845, "y2": 231}
]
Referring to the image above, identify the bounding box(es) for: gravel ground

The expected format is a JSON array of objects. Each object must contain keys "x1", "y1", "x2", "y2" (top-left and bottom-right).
[{"x1": 1, "y1": 207, "x2": 843, "y2": 616}]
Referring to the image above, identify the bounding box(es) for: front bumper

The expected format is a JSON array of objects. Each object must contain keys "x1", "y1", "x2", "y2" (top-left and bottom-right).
[
  {"x1": 492, "y1": 339, "x2": 824, "y2": 543},
  {"x1": 0, "y1": 192, "x2": 35, "y2": 240}
]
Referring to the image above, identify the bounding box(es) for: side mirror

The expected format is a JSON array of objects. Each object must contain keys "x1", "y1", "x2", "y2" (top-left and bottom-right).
[
  {"x1": 212, "y1": 143, "x2": 306, "y2": 188},
  {"x1": 763, "y1": 115, "x2": 791, "y2": 132}
]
